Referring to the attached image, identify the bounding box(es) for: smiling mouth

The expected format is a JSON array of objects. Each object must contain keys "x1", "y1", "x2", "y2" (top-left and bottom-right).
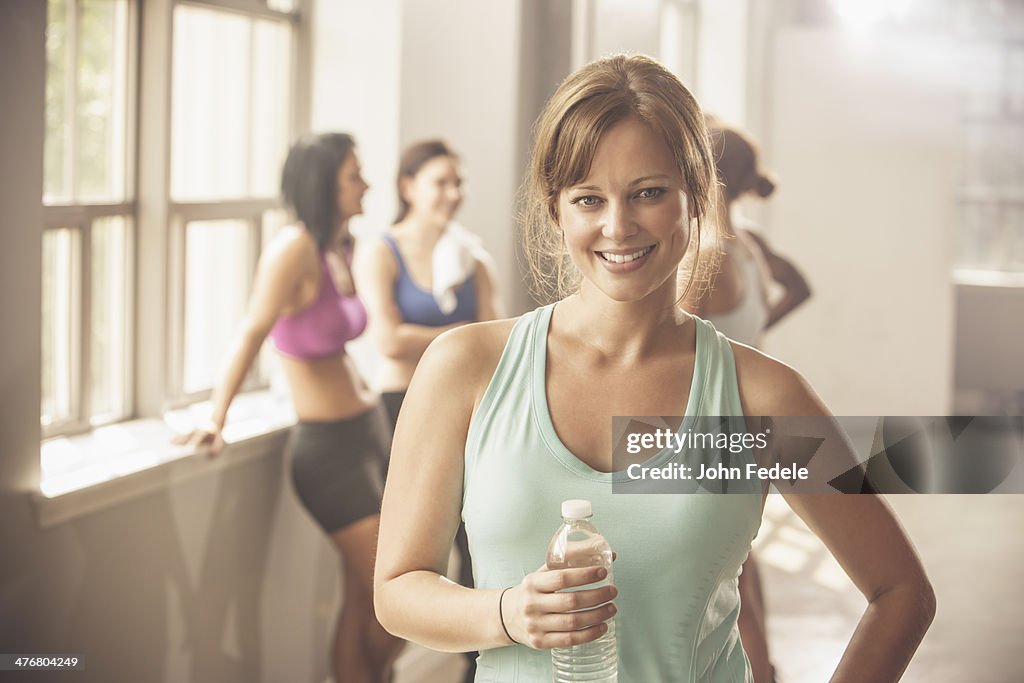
[{"x1": 596, "y1": 245, "x2": 655, "y2": 264}]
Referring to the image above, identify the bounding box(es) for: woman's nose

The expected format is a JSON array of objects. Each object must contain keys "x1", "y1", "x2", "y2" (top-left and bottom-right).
[{"x1": 601, "y1": 202, "x2": 638, "y2": 241}]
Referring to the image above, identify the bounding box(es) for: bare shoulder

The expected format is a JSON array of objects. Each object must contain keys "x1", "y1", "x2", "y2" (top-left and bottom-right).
[
  {"x1": 264, "y1": 224, "x2": 318, "y2": 268},
  {"x1": 415, "y1": 317, "x2": 520, "y2": 406},
  {"x1": 360, "y1": 234, "x2": 397, "y2": 265},
  {"x1": 426, "y1": 317, "x2": 518, "y2": 376},
  {"x1": 729, "y1": 341, "x2": 829, "y2": 417},
  {"x1": 353, "y1": 236, "x2": 398, "y2": 278}
]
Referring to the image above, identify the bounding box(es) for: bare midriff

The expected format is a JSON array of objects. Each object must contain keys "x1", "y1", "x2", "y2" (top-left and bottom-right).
[{"x1": 279, "y1": 352, "x2": 377, "y2": 422}]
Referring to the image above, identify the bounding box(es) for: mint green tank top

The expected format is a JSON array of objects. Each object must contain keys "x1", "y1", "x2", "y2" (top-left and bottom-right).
[{"x1": 463, "y1": 303, "x2": 762, "y2": 682}]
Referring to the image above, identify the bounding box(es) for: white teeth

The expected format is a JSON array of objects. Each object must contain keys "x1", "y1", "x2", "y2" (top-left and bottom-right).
[{"x1": 599, "y1": 246, "x2": 653, "y2": 264}]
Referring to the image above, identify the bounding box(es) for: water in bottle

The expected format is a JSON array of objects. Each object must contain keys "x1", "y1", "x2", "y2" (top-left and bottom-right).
[{"x1": 546, "y1": 499, "x2": 617, "y2": 683}]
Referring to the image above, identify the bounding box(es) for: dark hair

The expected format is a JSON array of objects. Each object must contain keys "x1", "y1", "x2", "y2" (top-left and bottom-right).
[
  {"x1": 708, "y1": 124, "x2": 776, "y2": 203},
  {"x1": 394, "y1": 139, "x2": 459, "y2": 223},
  {"x1": 281, "y1": 132, "x2": 356, "y2": 251}
]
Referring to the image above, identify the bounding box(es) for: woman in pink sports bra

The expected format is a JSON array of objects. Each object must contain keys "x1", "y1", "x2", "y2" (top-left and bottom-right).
[{"x1": 179, "y1": 133, "x2": 403, "y2": 683}]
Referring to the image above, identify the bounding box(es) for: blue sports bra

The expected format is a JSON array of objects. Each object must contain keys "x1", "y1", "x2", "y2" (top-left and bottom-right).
[{"x1": 383, "y1": 235, "x2": 477, "y2": 327}]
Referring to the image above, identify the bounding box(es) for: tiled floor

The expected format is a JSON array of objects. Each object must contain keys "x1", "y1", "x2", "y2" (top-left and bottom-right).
[{"x1": 399, "y1": 495, "x2": 1024, "y2": 682}]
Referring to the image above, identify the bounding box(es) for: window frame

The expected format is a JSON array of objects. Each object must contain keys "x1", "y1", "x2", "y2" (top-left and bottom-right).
[
  {"x1": 165, "y1": 0, "x2": 301, "y2": 405},
  {"x1": 41, "y1": 0, "x2": 139, "y2": 438},
  {"x1": 41, "y1": 0, "x2": 310, "y2": 440}
]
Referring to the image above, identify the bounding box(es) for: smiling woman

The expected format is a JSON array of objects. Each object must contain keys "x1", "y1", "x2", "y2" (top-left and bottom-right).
[
  {"x1": 374, "y1": 54, "x2": 934, "y2": 683},
  {"x1": 557, "y1": 117, "x2": 693, "y2": 300},
  {"x1": 520, "y1": 56, "x2": 719, "y2": 306}
]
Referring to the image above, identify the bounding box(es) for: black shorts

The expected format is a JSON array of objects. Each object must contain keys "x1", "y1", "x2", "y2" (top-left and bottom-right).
[
  {"x1": 288, "y1": 405, "x2": 392, "y2": 534},
  {"x1": 381, "y1": 391, "x2": 406, "y2": 428}
]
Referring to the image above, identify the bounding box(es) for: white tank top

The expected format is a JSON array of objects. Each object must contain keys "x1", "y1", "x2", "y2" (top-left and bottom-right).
[{"x1": 706, "y1": 254, "x2": 769, "y2": 347}]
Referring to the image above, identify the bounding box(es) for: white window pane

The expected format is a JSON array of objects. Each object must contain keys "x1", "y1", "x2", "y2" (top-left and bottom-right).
[
  {"x1": 249, "y1": 19, "x2": 292, "y2": 198},
  {"x1": 1007, "y1": 206, "x2": 1024, "y2": 271},
  {"x1": 171, "y1": 6, "x2": 251, "y2": 201},
  {"x1": 184, "y1": 219, "x2": 253, "y2": 394},
  {"x1": 957, "y1": 204, "x2": 1005, "y2": 270},
  {"x1": 90, "y1": 216, "x2": 130, "y2": 422},
  {"x1": 965, "y1": 123, "x2": 1024, "y2": 190},
  {"x1": 266, "y1": 0, "x2": 296, "y2": 12},
  {"x1": 42, "y1": 229, "x2": 81, "y2": 426},
  {"x1": 45, "y1": 0, "x2": 71, "y2": 203},
  {"x1": 961, "y1": 44, "x2": 1003, "y2": 117},
  {"x1": 1009, "y1": 45, "x2": 1024, "y2": 115},
  {"x1": 76, "y1": 0, "x2": 130, "y2": 202}
]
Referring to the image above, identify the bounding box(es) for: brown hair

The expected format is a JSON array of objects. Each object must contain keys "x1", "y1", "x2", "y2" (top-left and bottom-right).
[
  {"x1": 708, "y1": 123, "x2": 776, "y2": 203},
  {"x1": 520, "y1": 54, "x2": 720, "y2": 303},
  {"x1": 394, "y1": 139, "x2": 459, "y2": 223}
]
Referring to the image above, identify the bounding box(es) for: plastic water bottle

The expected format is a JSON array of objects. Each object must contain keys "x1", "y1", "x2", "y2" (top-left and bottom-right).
[{"x1": 546, "y1": 499, "x2": 617, "y2": 683}]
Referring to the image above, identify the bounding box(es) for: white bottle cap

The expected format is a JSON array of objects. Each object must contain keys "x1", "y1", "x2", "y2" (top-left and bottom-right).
[{"x1": 561, "y1": 499, "x2": 593, "y2": 519}]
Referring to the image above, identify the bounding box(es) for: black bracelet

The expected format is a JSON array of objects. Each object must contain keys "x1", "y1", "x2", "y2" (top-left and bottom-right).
[{"x1": 498, "y1": 587, "x2": 519, "y2": 645}]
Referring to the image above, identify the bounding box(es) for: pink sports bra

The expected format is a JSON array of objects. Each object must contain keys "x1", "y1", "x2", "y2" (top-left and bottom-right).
[{"x1": 269, "y1": 248, "x2": 368, "y2": 359}]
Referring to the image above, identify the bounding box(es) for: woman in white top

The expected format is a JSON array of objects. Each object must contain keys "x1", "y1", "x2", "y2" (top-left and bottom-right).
[
  {"x1": 687, "y1": 122, "x2": 811, "y2": 349},
  {"x1": 684, "y1": 122, "x2": 812, "y2": 682}
]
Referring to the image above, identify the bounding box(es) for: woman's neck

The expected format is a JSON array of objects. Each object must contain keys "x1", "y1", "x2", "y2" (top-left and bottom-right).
[
  {"x1": 558, "y1": 280, "x2": 692, "y2": 361},
  {"x1": 393, "y1": 213, "x2": 447, "y2": 248},
  {"x1": 329, "y1": 221, "x2": 351, "y2": 250}
]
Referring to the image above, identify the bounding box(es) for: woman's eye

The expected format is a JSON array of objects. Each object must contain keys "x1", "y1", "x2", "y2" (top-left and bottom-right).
[
  {"x1": 636, "y1": 187, "x2": 665, "y2": 200},
  {"x1": 571, "y1": 195, "x2": 601, "y2": 207}
]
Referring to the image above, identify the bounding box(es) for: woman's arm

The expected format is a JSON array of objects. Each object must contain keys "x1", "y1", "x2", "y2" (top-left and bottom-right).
[
  {"x1": 474, "y1": 252, "x2": 505, "y2": 321},
  {"x1": 353, "y1": 239, "x2": 464, "y2": 362},
  {"x1": 737, "y1": 351, "x2": 935, "y2": 682},
  {"x1": 180, "y1": 228, "x2": 310, "y2": 454},
  {"x1": 744, "y1": 229, "x2": 811, "y2": 330},
  {"x1": 374, "y1": 322, "x2": 616, "y2": 652}
]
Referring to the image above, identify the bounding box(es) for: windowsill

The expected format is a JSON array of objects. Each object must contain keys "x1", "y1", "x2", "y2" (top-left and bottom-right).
[
  {"x1": 34, "y1": 390, "x2": 296, "y2": 528},
  {"x1": 953, "y1": 268, "x2": 1024, "y2": 288}
]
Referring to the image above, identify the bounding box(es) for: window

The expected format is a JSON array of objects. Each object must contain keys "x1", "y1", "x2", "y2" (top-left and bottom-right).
[
  {"x1": 42, "y1": 0, "x2": 135, "y2": 436},
  {"x1": 168, "y1": 2, "x2": 295, "y2": 403},
  {"x1": 42, "y1": 0, "x2": 302, "y2": 448},
  {"x1": 955, "y1": 0, "x2": 1024, "y2": 273}
]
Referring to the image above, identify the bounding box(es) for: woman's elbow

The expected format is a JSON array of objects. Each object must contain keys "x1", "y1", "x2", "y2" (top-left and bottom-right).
[
  {"x1": 884, "y1": 572, "x2": 937, "y2": 634},
  {"x1": 917, "y1": 575, "x2": 937, "y2": 631},
  {"x1": 372, "y1": 579, "x2": 403, "y2": 637}
]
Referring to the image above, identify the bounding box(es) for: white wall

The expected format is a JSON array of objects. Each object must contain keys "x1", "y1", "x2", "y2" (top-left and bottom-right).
[
  {"x1": 398, "y1": 0, "x2": 525, "y2": 311},
  {"x1": 760, "y1": 25, "x2": 958, "y2": 414},
  {"x1": 695, "y1": 0, "x2": 749, "y2": 125},
  {"x1": 591, "y1": 0, "x2": 661, "y2": 59},
  {"x1": 311, "y1": 0, "x2": 403, "y2": 236}
]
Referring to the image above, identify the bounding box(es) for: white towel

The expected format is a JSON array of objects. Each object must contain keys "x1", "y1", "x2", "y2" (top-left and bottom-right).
[{"x1": 432, "y1": 222, "x2": 485, "y2": 315}]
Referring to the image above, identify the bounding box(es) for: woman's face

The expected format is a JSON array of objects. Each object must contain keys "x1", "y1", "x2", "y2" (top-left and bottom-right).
[
  {"x1": 337, "y1": 151, "x2": 369, "y2": 221},
  {"x1": 402, "y1": 155, "x2": 463, "y2": 224},
  {"x1": 557, "y1": 117, "x2": 691, "y2": 303}
]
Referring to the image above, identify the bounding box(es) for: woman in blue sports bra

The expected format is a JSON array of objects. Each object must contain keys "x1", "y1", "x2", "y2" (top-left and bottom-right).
[
  {"x1": 356, "y1": 138, "x2": 503, "y2": 683},
  {"x1": 373, "y1": 56, "x2": 934, "y2": 682},
  {"x1": 179, "y1": 133, "x2": 403, "y2": 683},
  {"x1": 357, "y1": 139, "x2": 503, "y2": 427}
]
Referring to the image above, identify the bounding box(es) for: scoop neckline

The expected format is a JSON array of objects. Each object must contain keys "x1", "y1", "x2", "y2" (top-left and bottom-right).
[{"x1": 530, "y1": 303, "x2": 710, "y2": 483}]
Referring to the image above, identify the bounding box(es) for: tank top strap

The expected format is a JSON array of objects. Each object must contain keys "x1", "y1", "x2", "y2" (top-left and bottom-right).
[
  {"x1": 381, "y1": 234, "x2": 409, "y2": 278},
  {"x1": 464, "y1": 306, "x2": 543, "y2": 490},
  {"x1": 691, "y1": 316, "x2": 745, "y2": 417}
]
